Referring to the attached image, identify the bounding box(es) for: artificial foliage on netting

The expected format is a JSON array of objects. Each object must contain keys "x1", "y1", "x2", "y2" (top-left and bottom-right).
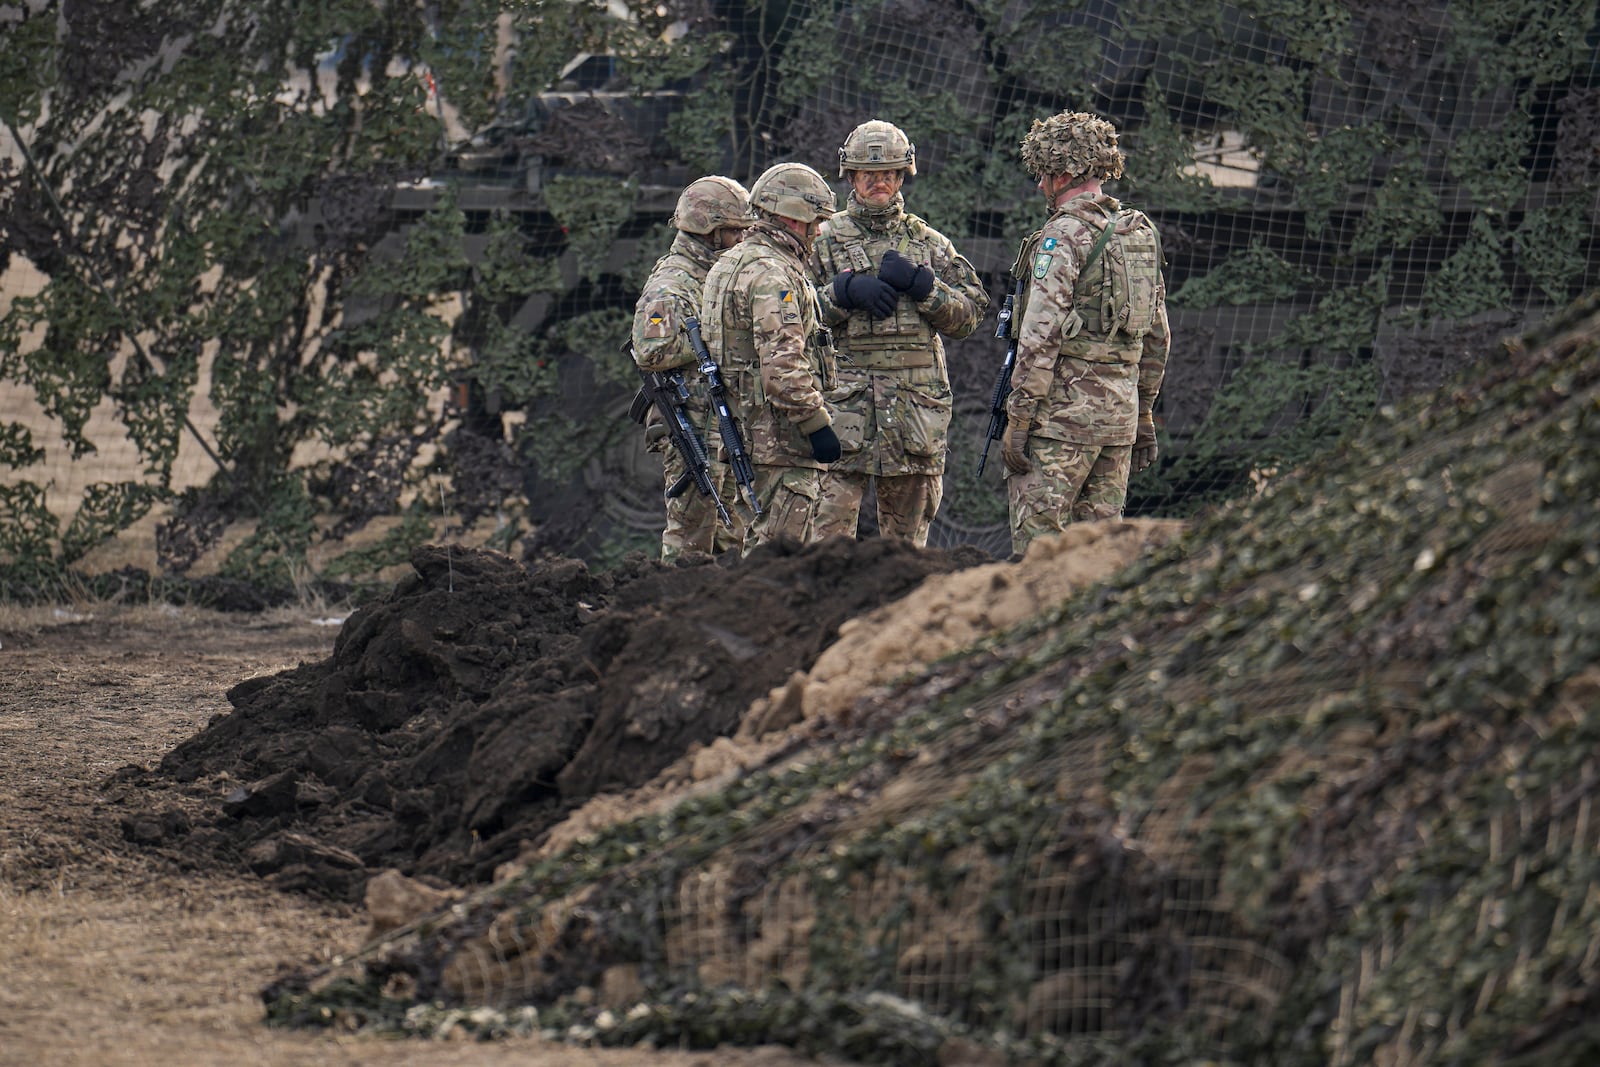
[
  {"x1": 1170, "y1": 241, "x2": 1318, "y2": 308},
  {"x1": 1, "y1": 0, "x2": 465, "y2": 591},
  {"x1": 264, "y1": 293, "x2": 1600, "y2": 1065},
  {"x1": 0, "y1": 482, "x2": 57, "y2": 576},
  {"x1": 3, "y1": 0, "x2": 1599, "y2": 591}
]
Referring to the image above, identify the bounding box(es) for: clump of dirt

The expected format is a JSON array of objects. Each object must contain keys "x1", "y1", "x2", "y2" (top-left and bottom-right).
[{"x1": 118, "y1": 536, "x2": 991, "y2": 898}]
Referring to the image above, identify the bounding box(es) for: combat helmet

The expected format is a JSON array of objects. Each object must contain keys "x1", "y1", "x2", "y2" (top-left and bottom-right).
[
  {"x1": 671, "y1": 175, "x2": 754, "y2": 235},
  {"x1": 748, "y1": 161, "x2": 838, "y2": 223},
  {"x1": 1020, "y1": 111, "x2": 1125, "y2": 183},
  {"x1": 838, "y1": 119, "x2": 917, "y2": 177}
]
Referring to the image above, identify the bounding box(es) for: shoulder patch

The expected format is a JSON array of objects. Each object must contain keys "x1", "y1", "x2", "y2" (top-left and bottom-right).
[
  {"x1": 1032, "y1": 253, "x2": 1053, "y2": 280},
  {"x1": 642, "y1": 305, "x2": 674, "y2": 339},
  {"x1": 776, "y1": 287, "x2": 802, "y2": 323},
  {"x1": 1041, "y1": 237, "x2": 1057, "y2": 251}
]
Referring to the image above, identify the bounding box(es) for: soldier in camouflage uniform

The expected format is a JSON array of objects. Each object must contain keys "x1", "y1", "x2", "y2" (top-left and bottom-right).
[
  {"x1": 810, "y1": 120, "x2": 989, "y2": 547},
  {"x1": 700, "y1": 162, "x2": 842, "y2": 552},
  {"x1": 631, "y1": 175, "x2": 753, "y2": 561},
  {"x1": 1002, "y1": 111, "x2": 1170, "y2": 559}
]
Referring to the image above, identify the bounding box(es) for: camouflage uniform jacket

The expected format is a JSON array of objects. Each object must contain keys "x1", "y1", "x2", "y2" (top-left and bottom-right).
[
  {"x1": 1007, "y1": 191, "x2": 1170, "y2": 446},
  {"x1": 632, "y1": 231, "x2": 719, "y2": 421},
  {"x1": 701, "y1": 222, "x2": 836, "y2": 469},
  {"x1": 812, "y1": 194, "x2": 988, "y2": 475}
]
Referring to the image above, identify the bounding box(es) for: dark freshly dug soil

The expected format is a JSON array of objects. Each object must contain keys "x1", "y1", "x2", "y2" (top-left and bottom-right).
[{"x1": 122, "y1": 536, "x2": 990, "y2": 898}]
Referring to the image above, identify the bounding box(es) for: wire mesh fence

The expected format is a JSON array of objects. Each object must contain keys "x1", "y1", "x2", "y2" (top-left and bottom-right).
[{"x1": 3, "y1": 0, "x2": 1598, "y2": 599}]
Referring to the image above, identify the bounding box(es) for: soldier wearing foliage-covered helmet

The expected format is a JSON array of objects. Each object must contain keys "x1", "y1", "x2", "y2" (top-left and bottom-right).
[
  {"x1": 631, "y1": 175, "x2": 755, "y2": 561},
  {"x1": 700, "y1": 161, "x2": 842, "y2": 552},
  {"x1": 809, "y1": 119, "x2": 988, "y2": 547},
  {"x1": 1001, "y1": 110, "x2": 1170, "y2": 560}
]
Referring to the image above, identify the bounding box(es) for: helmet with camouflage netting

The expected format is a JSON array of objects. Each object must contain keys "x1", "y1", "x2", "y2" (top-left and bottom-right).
[
  {"x1": 748, "y1": 162, "x2": 838, "y2": 223},
  {"x1": 1020, "y1": 111, "x2": 1125, "y2": 183},
  {"x1": 671, "y1": 175, "x2": 753, "y2": 235},
  {"x1": 838, "y1": 119, "x2": 917, "y2": 177}
]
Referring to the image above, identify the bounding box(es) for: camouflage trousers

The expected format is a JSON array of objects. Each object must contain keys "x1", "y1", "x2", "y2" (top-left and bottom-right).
[
  {"x1": 661, "y1": 447, "x2": 747, "y2": 562},
  {"x1": 813, "y1": 470, "x2": 943, "y2": 547},
  {"x1": 1005, "y1": 437, "x2": 1131, "y2": 559},
  {"x1": 743, "y1": 464, "x2": 825, "y2": 554}
]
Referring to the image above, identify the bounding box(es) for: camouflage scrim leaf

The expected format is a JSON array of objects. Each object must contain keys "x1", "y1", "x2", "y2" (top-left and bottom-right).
[
  {"x1": 1420, "y1": 214, "x2": 1511, "y2": 322},
  {"x1": 1515, "y1": 207, "x2": 1587, "y2": 304},
  {"x1": 1447, "y1": 111, "x2": 1532, "y2": 214},
  {"x1": 1445, "y1": 0, "x2": 1599, "y2": 91},
  {"x1": 1270, "y1": 263, "x2": 1390, "y2": 357},
  {"x1": 1348, "y1": 145, "x2": 1443, "y2": 255},
  {"x1": 59, "y1": 481, "x2": 164, "y2": 565},
  {"x1": 1171, "y1": 240, "x2": 1316, "y2": 309},
  {"x1": 0, "y1": 481, "x2": 59, "y2": 566},
  {"x1": 0, "y1": 422, "x2": 46, "y2": 469},
  {"x1": 544, "y1": 175, "x2": 637, "y2": 283},
  {"x1": 1289, "y1": 126, "x2": 1386, "y2": 237}
]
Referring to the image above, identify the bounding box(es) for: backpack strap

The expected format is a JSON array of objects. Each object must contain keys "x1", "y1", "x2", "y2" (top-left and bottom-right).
[
  {"x1": 1083, "y1": 209, "x2": 1119, "y2": 333},
  {"x1": 1081, "y1": 208, "x2": 1118, "y2": 272}
]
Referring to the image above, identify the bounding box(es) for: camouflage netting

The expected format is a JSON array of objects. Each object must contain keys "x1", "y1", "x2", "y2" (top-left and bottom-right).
[{"x1": 262, "y1": 292, "x2": 1600, "y2": 1065}]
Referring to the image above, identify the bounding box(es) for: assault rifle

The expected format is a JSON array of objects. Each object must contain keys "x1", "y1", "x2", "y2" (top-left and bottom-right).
[
  {"x1": 628, "y1": 346, "x2": 735, "y2": 529},
  {"x1": 976, "y1": 279, "x2": 1024, "y2": 478},
  {"x1": 683, "y1": 316, "x2": 762, "y2": 519}
]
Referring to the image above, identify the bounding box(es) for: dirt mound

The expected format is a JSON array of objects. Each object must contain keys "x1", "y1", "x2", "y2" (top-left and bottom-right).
[{"x1": 121, "y1": 536, "x2": 991, "y2": 896}]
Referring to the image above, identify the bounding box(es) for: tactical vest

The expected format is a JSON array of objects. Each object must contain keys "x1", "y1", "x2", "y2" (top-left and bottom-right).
[
  {"x1": 814, "y1": 212, "x2": 939, "y2": 368},
  {"x1": 1013, "y1": 197, "x2": 1162, "y2": 364},
  {"x1": 704, "y1": 234, "x2": 835, "y2": 464},
  {"x1": 714, "y1": 283, "x2": 833, "y2": 398}
]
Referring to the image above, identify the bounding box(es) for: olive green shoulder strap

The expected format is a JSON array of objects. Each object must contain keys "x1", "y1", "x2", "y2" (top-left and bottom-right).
[
  {"x1": 896, "y1": 212, "x2": 931, "y2": 255},
  {"x1": 1081, "y1": 209, "x2": 1118, "y2": 273}
]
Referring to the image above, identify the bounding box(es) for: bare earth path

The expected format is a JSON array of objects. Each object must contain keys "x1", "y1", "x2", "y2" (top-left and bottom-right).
[{"x1": 0, "y1": 605, "x2": 842, "y2": 1067}]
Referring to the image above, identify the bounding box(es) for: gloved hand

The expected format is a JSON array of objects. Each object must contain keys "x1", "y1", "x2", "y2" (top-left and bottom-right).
[
  {"x1": 879, "y1": 249, "x2": 935, "y2": 300},
  {"x1": 1132, "y1": 412, "x2": 1158, "y2": 474},
  {"x1": 831, "y1": 271, "x2": 899, "y2": 319},
  {"x1": 808, "y1": 425, "x2": 842, "y2": 463},
  {"x1": 1001, "y1": 402, "x2": 1035, "y2": 475}
]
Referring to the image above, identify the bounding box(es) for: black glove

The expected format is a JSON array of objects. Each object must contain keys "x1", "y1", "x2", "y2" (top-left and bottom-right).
[
  {"x1": 831, "y1": 271, "x2": 898, "y2": 319},
  {"x1": 808, "y1": 425, "x2": 842, "y2": 463},
  {"x1": 878, "y1": 250, "x2": 935, "y2": 300}
]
